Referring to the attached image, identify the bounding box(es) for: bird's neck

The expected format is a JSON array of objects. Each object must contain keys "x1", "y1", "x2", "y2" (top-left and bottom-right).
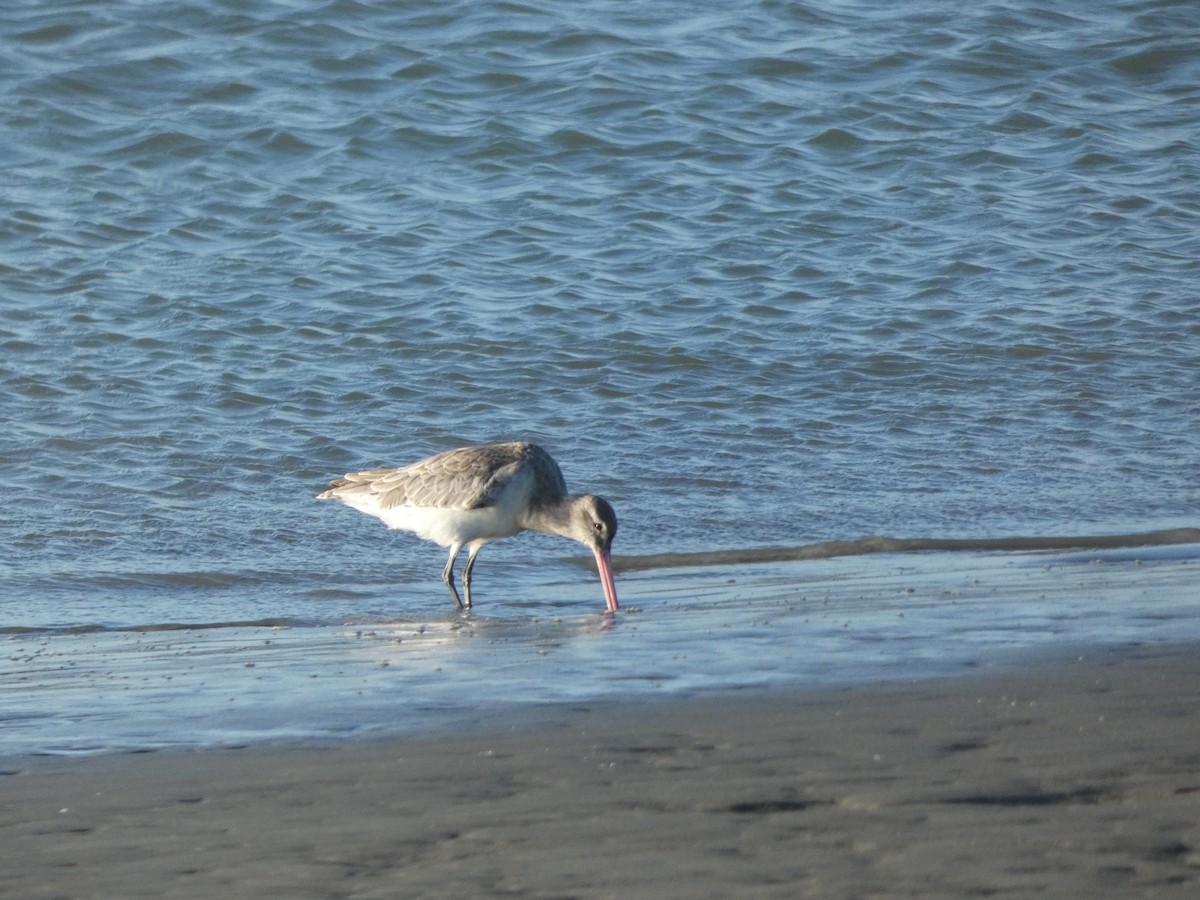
[{"x1": 521, "y1": 495, "x2": 581, "y2": 541}]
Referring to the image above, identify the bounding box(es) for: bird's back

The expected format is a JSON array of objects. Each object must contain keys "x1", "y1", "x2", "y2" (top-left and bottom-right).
[{"x1": 319, "y1": 441, "x2": 568, "y2": 512}]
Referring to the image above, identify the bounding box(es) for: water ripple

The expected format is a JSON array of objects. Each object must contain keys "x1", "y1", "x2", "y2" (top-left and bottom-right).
[{"x1": 1, "y1": 0, "x2": 1198, "y2": 662}]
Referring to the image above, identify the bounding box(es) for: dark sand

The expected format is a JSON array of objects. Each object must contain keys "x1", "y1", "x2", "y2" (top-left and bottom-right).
[{"x1": 4, "y1": 643, "x2": 1200, "y2": 899}]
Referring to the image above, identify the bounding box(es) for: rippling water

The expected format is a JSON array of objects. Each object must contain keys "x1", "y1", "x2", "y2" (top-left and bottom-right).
[{"x1": 2, "y1": 0, "x2": 1199, "y2": 753}]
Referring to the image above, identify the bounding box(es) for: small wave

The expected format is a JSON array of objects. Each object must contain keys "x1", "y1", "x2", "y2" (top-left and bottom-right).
[{"x1": 606, "y1": 527, "x2": 1200, "y2": 573}]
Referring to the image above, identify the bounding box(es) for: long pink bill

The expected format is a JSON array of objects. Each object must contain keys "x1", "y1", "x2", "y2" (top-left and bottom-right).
[{"x1": 592, "y1": 547, "x2": 620, "y2": 614}]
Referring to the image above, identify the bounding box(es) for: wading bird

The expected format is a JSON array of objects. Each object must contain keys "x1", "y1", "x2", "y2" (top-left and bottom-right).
[{"x1": 318, "y1": 442, "x2": 619, "y2": 613}]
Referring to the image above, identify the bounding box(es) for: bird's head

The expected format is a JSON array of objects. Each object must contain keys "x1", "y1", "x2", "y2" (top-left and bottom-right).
[
  {"x1": 573, "y1": 495, "x2": 619, "y2": 613},
  {"x1": 575, "y1": 494, "x2": 617, "y2": 552}
]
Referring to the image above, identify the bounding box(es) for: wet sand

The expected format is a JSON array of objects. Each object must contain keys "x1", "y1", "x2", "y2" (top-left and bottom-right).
[{"x1": 4, "y1": 643, "x2": 1200, "y2": 898}]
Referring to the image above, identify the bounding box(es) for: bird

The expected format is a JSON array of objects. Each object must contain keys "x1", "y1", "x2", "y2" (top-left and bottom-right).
[{"x1": 317, "y1": 442, "x2": 619, "y2": 613}]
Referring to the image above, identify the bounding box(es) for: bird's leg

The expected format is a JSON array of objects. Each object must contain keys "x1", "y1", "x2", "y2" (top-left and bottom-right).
[
  {"x1": 462, "y1": 545, "x2": 482, "y2": 610},
  {"x1": 442, "y1": 545, "x2": 464, "y2": 609}
]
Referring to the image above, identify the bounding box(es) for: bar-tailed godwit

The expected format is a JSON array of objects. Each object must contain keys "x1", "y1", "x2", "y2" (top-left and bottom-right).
[{"x1": 318, "y1": 442, "x2": 619, "y2": 613}]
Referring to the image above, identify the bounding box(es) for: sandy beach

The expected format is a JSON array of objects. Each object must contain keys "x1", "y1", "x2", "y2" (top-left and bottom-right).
[{"x1": 3, "y1": 641, "x2": 1199, "y2": 899}]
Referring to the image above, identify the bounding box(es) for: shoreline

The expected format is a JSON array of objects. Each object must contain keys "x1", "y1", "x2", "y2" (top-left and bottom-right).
[
  {"x1": 5, "y1": 541, "x2": 1199, "y2": 759},
  {"x1": 4, "y1": 641, "x2": 1200, "y2": 898},
  {"x1": 607, "y1": 526, "x2": 1200, "y2": 572}
]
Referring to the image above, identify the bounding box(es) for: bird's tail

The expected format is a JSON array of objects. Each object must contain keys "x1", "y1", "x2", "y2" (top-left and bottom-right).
[{"x1": 316, "y1": 477, "x2": 351, "y2": 500}]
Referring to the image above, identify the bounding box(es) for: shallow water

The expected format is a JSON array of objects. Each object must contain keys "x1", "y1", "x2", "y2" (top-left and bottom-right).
[
  {"x1": 2, "y1": 0, "x2": 1199, "y2": 754},
  {"x1": 4, "y1": 545, "x2": 1198, "y2": 756}
]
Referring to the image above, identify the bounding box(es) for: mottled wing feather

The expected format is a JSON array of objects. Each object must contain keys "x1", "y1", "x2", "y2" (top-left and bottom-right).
[
  {"x1": 330, "y1": 442, "x2": 566, "y2": 512},
  {"x1": 375, "y1": 457, "x2": 520, "y2": 510}
]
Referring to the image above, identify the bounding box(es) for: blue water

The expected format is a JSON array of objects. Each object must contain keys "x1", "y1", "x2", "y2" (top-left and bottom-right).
[{"x1": 2, "y1": 0, "x2": 1199, "y2": 754}]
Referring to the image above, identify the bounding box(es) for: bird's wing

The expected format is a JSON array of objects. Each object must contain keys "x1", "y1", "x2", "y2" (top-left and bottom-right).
[
  {"x1": 322, "y1": 443, "x2": 564, "y2": 511},
  {"x1": 370, "y1": 444, "x2": 531, "y2": 510}
]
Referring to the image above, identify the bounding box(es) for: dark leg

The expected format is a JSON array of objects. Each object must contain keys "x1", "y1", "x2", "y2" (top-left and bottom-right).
[
  {"x1": 462, "y1": 545, "x2": 482, "y2": 609},
  {"x1": 442, "y1": 545, "x2": 464, "y2": 609}
]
